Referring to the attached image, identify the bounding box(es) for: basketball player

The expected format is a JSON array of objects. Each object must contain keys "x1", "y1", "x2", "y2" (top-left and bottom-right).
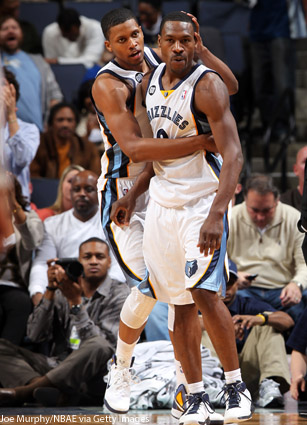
[
  {"x1": 91, "y1": 8, "x2": 239, "y2": 424},
  {"x1": 136, "y1": 12, "x2": 253, "y2": 424}
]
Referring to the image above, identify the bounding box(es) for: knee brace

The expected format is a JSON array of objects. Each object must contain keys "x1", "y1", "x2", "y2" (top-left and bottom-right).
[{"x1": 120, "y1": 287, "x2": 157, "y2": 329}]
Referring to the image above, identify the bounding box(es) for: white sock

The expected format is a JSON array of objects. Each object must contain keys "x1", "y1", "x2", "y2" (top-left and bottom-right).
[
  {"x1": 224, "y1": 369, "x2": 242, "y2": 384},
  {"x1": 188, "y1": 382, "x2": 204, "y2": 394},
  {"x1": 115, "y1": 336, "x2": 138, "y2": 369},
  {"x1": 175, "y1": 359, "x2": 188, "y2": 388}
]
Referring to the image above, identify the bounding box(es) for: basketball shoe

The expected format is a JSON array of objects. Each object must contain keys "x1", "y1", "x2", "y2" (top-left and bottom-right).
[
  {"x1": 172, "y1": 384, "x2": 224, "y2": 425},
  {"x1": 222, "y1": 381, "x2": 253, "y2": 423},
  {"x1": 103, "y1": 355, "x2": 135, "y2": 414}
]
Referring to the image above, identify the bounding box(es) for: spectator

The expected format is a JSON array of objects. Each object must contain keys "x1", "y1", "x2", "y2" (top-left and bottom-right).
[
  {"x1": 0, "y1": 16, "x2": 63, "y2": 131},
  {"x1": 202, "y1": 260, "x2": 293, "y2": 407},
  {"x1": 30, "y1": 102, "x2": 101, "y2": 179},
  {"x1": 76, "y1": 79, "x2": 103, "y2": 151},
  {"x1": 228, "y1": 174, "x2": 307, "y2": 322},
  {"x1": 42, "y1": 8, "x2": 105, "y2": 69},
  {"x1": 31, "y1": 164, "x2": 84, "y2": 221},
  {"x1": 0, "y1": 237, "x2": 130, "y2": 407},
  {"x1": 29, "y1": 170, "x2": 124, "y2": 306},
  {"x1": 280, "y1": 146, "x2": 307, "y2": 211},
  {"x1": 2, "y1": 67, "x2": 39, "y2": 203},
  {"x1": 249, "y1": 0, "x2": 296, "y2": 139},
  {"x1": 0, "y1": 173, "x2": 43, "y2": 346},
  {"x1": 138, "y1": 0, "x2": 162, "y2": 47},
  {"x1": 0, "y1": 0, "x2": 42, "y2": 54}
]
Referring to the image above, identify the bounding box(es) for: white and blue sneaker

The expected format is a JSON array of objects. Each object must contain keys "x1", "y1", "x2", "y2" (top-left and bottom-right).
[
  {"x1": 103, "y1": 355, "x2": 135, "y2": 414},
  {"x1": 223, "y1": 381, "x2": 253, "y2": 424},
  {"x1": 172, "y1": 384, "x2": 224, "y2": 425}
]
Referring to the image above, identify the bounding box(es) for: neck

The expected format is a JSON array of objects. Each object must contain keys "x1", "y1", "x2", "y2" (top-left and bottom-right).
[
  {"x1": 73, "y1": 206, "x2": 98, "y2": 222},
  {"x1": 55, "y1": 136, "x2": 70, "y2": 147},
  {"x1": 81, "y1": 276, "x2": 105, "y2": 298}
]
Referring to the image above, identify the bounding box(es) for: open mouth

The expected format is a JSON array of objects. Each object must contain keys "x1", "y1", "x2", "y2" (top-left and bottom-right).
[{"x1": 130, "y1": 51, "x2": 141, "y2": 58}]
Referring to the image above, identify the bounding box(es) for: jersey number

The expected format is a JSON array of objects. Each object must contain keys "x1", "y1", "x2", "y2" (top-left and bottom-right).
[{"x1": 157, "y1": 129, "x2": 169, "y2": 139}]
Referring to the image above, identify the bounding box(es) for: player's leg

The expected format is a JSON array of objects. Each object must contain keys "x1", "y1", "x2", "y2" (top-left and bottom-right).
[
  {"x1": 99, "y1": 182, "x2": 157, "y2": 413},
  {"x1": 181, "y1": 196, "x2": 252, "y2": 424}
]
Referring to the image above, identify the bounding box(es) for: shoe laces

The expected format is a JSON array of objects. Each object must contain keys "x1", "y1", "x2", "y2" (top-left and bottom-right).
[
  {"x1": 184, "y1": 392, "x2": 214, "y2": 415},
  {"x1": 111, "y1": 366, "x2": 138, "y2": 390},
  {"x1": 220, "y1": 382, "x2": 249, "y2": 409}
]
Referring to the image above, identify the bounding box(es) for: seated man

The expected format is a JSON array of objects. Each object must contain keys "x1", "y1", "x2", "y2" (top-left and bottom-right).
[
  {"x1": 30, "y1": 102, "x2": 101, "y2": 179},
  {"x1": 42, "y1": 8, "x2": 104, "y2": 69},
  {"x1": 28, "y1": 170, "x2": 124, "y2": 305},
  {"x1": 228, "y1": 174, "x2": 307, "y2": 322},
  {"x1": 202, "y1": 260, "x2": 294, "y2": 407},
  {"x1": 0, "y1": 237, "x2": 130, "y2": 406}
]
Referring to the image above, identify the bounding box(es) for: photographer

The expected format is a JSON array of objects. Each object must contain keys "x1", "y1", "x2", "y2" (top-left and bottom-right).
[{"x1": 0, "y1": 237, "x2": 130, "y2": 407}]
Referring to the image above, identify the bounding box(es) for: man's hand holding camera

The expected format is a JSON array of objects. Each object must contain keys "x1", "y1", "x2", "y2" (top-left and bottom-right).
[{"x1": 46, "y1": 258, "x2": 83, "y2": 307}]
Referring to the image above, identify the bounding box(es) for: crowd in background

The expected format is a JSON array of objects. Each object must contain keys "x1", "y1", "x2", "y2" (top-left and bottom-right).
[{"x1": 0, "y1": 0, "x2": 307, "y2": 412}]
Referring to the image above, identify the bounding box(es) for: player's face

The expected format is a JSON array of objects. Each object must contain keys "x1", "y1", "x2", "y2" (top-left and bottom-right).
[
  {"x1": 0, "y1": 17, "x2": 22, "y2": 53},
  {"x1": 79, "y1": 241, "x2": 111, "y2": 282},
  {"x1": 105, "y1": 19, "x2": 145, "y2": 70},
  {"x1": 245, "y1": 190, "x2": 278, "y2": 229},
  {"x1": 158, "y1": 21, "x2": 195, "y2": 77}
]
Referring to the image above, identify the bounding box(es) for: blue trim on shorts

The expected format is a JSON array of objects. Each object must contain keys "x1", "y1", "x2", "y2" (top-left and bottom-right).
[
  {"x1": 137, "y1": 270, "x2": 157, "y2": 299},
  {"x1": 193, "y1": 210, "x2": 229, "y2": 296},
  {"x1": 100, "y1": 180, "x2": 143, "y2": 287}
]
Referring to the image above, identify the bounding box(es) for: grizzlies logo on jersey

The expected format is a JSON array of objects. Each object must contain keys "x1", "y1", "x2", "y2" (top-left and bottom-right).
[
  {"x1": 185, "y1": 260, "x2": 198, "y2": 278},
  {"x1": 149, "y1": 85, "x2": 156, "y2": 95}
]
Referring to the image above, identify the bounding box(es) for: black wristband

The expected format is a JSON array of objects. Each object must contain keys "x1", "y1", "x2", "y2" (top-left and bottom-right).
[
  {"x1": 262, "y1": 312, "x2": 269, "y2": 325},
  {"x1": 46, "y1": 286, "x2": 56, "y2": 291}
]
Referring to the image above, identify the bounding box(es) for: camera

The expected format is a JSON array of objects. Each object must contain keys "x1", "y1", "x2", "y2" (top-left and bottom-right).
[{"x1": 55, "y1": 258, "x2": 84, "y2": 282}]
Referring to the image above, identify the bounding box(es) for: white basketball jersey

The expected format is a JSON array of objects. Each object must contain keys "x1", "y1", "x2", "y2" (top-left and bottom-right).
[{"x1": 145, "y1": 63, "x2": 221, "y2": 208}]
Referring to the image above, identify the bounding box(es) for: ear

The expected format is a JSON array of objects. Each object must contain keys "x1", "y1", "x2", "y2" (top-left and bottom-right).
[
  {"x1": 293, "y1": 163, "x2": 299, "y2": 177},
  {"x1": 105, "y1": 40, "x2": 112, "y2": 53}
]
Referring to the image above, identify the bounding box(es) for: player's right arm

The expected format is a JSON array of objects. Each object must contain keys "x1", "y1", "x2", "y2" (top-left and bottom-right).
[
  {"x1": 92, "y1": 73, "x2": 216, "y2": 162},
  {"x1": 110, "y1": 162, "x2": 154, "y2": 226}
]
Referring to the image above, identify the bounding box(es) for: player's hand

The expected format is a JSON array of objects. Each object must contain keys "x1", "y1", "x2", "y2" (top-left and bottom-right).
[
  {"x1": 110, "y1": 193, "x2": 136, "y2": 227},
  {"x1": 197, "y1": 133, "x2": 217, "y2": 152},
  {"x1": 182, "y1": 12, "x2": 203, "y2": 57},
  {"x1": 198, "y1": 213, "x2": 223, "y2": 256},
  {"x1": 280, "y1": 282, "x2": 302, "y2": 307},
  {"x1": 291, "y1": 374, "x2": 306, "y2": 400}
]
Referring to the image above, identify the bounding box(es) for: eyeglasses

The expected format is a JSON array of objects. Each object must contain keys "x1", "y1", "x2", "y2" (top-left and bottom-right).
[{"x1": 246, "y1": 205, "x2": 276, "y2": 215}]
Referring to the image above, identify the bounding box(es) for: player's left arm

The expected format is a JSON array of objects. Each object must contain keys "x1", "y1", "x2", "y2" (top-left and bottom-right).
[{"x1": 195, "y1": 73, "x2": 243, "y2": 256}]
